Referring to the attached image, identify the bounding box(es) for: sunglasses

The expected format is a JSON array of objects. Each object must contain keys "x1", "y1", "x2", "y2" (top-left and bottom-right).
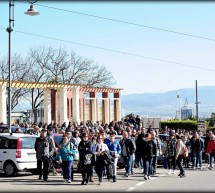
[
  {"x1": 84, "y1": 136, "x2": 88, "y2": 137},
  {"x1": 98, "y1": 138, "x2": 103, "y2": 139}
]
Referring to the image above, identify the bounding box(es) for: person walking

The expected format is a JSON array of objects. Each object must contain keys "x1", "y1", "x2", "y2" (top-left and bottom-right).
[
  {"x1": 57, "y1": 136, "x2": 76, "y2": 183},
  {"x1": 141, "y1": 133, "x2": 157, "y2": 180},
  {"x1": 175, "y1": 134, "x2": 186, "y2": 177},
  {"x1": 34, "y1": 128, "x2": 53, "y2": 181},
  {"x1": 182, "y1": 131, "x2": 191, "y2": 168},
  {"x1": 135, "y1": 127, "x2": 145, "y2": 172},
  {"x1": 205, "y1": 131, "x2": 213, "y2": 167},
  {"x1": 106, "y1": 132, "x2": 121, "y2": 182},
  {"x1": 165, "y1": 131, "x2": 176, "y2": 174},
  {"x1": 151, "y1": 131, "x2": 161, "y2": 175},
  {"x1": 190, "y1": 133, "x2": 204, "y2": 169},
  {"x1": 95, "y1": 135, "x2": 109, "y2": 185},
  {"x1": 78, "y1": 133, "x2": 94, "y2": 185},
  {"x1": 206, "y1": 134, "x2": 215, "y2": 170},
  {"x1": 120, "y1": 131, "x2": 136, "y2": 177}
]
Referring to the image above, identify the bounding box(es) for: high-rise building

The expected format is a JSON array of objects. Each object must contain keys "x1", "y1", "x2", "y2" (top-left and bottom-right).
[{"x1": 181, "y1": 98, "x2": 193, "y2": 120}]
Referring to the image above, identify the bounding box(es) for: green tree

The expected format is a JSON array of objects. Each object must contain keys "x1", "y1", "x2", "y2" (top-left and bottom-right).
[{"x1": 207, "y1": 113, "x2": 215, "y2": 127}]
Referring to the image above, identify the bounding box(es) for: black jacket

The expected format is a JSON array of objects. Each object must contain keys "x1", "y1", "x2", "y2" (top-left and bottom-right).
[
  {"x1": 34, "y1": 136, "x2": 52, "y2": 161},
  {"x1": 141, "y1": 139, "x2": 157, "y2": 158},
  {"x1": 190, "y1": 137, "x2": 204, "y2": 152},
  {"x1": 136, "y1": 134, "x2": 145, "y2": 154},
  {"x1": 120, "y1": 138, "x2": 136, "y2": 156},
  {"x1": 78, "y1": 140, "x2": 93, "y2": 163}
]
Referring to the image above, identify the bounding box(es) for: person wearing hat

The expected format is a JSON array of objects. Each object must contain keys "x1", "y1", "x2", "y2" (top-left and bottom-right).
[
  {"x1": 34, "y1": 128, "x2": 53, "y2": 181},
  {"x1": 106, "y1": 132, "x2": 121, "y2": 182},
  {"x1": 78, "y1": 133, "x2": 94, "y2": 185}
]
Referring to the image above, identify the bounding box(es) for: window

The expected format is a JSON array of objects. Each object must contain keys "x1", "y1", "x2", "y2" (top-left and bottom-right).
[
  {"x1": 0, "y1": 137, "x2": 9, "y2": 149},
  {"x1": 21, "y1": 137, "x2": 36, "y2": 149},
  {"x1": 9, "y1": 139, "x2": 17, "y2": 149}
]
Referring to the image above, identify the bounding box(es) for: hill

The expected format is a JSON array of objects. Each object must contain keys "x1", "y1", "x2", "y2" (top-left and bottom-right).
[{"x1": 121, "y1": 86, "x2": 215, "y2": 117}]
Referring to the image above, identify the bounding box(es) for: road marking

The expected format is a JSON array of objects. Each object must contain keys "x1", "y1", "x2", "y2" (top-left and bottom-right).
[
  {"x1": 126, "y1": 187, "x2": 136, "y2": 191},
  {"x1": 136, "y1": 182, "x2": 145, "y2": 186}
]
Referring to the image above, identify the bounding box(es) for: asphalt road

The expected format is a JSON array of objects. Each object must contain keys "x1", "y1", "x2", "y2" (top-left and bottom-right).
[{"x1": 0, "y1": 164, "x2": 214, "y2": 192}]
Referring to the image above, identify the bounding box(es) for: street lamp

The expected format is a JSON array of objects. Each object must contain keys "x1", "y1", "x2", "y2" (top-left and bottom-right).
[
  {"x1": 7, "y1": 0, "x2": 39, "y2": 134},
  {"x1": 176, "y1": 91, "x2": 181, "y2": 121}
]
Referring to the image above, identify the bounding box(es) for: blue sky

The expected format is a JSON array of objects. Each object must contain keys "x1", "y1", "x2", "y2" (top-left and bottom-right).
[{"x1": 0, "y1": 1, "x2": 215, "y2": 95}]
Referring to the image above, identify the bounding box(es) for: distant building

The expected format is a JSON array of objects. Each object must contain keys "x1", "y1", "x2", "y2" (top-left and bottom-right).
[
  {"x1": 27, "y1": 108, "x2": 44, "y2": 124},
  {"x1": 181, "y1": 98, "x2": 193, "y2": 120},
  {"x1": 11, "y1": 111, "x2": 28, "y2": 124}
]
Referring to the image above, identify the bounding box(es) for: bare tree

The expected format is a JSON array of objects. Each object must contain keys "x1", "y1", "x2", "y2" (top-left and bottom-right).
[
  {"x1": 62, "y1": 51, "x2": 115, "y2": 87},
  {"x1": 0, "y1": 54, "x2": 31, "y2": 110},
  {"x1": 0, "y1": 46, "x2": 116, "y2": 123},
  {"x1": 23, "y1": 46, "x2": 53, "y2": 122}
]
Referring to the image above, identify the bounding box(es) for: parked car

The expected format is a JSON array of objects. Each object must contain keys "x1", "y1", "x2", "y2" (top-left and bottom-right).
[
  {"x1": 0, "y1": 133, "x2": 38, "y2": 176},
  {"x1": 0, "y1": 125, "x2": 26, "y2": 133}
]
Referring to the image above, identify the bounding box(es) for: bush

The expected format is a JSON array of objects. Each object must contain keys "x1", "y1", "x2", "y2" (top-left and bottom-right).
[{"x1": 161, "y1": 120, "x2": 197, "y2": 131}]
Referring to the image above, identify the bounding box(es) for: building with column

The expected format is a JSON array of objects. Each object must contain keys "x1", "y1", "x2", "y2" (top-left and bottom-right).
[{"x1": 0, "y1": 80, "x2": 122, "y2": 125}]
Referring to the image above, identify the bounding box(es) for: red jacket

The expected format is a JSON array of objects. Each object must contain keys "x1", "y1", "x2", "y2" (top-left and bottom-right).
[{"x1": 207, "y1": 139, "x2": 215, "y2": 154}]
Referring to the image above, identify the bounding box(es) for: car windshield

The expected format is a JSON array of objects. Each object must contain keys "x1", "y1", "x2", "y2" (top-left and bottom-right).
[{"x1": 21, "y1": 137, "x2": 36, "y2": 149}]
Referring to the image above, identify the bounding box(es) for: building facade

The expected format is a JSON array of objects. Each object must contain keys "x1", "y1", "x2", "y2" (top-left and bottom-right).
[{"x1": 0, "y1": 80, "x2": 122, "y2": 125}]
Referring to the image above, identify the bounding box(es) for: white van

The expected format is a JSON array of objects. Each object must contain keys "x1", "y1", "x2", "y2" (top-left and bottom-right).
[{"x1": 0, "y1": 133, "x2": 38, "y2": 176}]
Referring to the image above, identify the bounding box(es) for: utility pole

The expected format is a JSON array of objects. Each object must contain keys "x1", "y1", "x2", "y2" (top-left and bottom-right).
[{"x1": 195, "y1": 80, "x2": 200, "y2": 121}]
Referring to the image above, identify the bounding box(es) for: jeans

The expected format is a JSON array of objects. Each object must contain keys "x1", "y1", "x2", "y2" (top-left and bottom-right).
[
  {"x1": 152, "y1": 156, "x2": 158, "y2": 174},
  {"x1": 109, "y1": 157, "x2": 118, "y2": 177},
  {"x1": 135, "y1": 153, "x2": 143, "y2": 169},
  {"x1": 167, "y1": 156, "x2": 176, "y2": 170},
  {"x1": 62, "y1": 160, "x2": 73, "y2": 181},
  {"x1": 192, "y1": 151, "x2": 202, "y2": 167},
  {"x1": 143, "y1": 157, "x2": 153, "y2": 177},
  {"x1": 209, "y1": 153, "x2": 215, "y2": 167},
  {"x1": 95, "y1": 164, "x2": 105, "y2": 182},
  {"x1": 123, "y1": 155, "x2": 133, "y2": 175},
  {"x1": 177, "y1": 155, "x2": 185, "y2": 174}
]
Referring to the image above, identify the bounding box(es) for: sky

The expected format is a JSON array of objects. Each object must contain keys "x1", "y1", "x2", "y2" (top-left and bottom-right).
[{"x1": 0, "y1": 1, "x2": 215, "y2": 95}]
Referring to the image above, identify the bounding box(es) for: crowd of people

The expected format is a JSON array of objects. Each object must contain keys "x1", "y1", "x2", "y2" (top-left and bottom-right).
[{"x1": 8, "y1": 116, "x2": 215, "y2": 184}]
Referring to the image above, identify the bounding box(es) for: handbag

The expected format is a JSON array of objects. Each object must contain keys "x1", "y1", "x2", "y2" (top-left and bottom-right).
[
  {"x1": 182, "y1": 146, "x2": 188, "y2": 158},
  {"x1": 84, "y1": 153, "x2": 95, "y2": 166},
  {"x1": 212, "y1": 150, "x2": 215, "y2": 156}
]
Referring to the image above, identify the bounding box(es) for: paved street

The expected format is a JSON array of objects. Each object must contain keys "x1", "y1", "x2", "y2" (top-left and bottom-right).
[{"x1": 0, "y1": 164, "x2": 215, "y2": 192}]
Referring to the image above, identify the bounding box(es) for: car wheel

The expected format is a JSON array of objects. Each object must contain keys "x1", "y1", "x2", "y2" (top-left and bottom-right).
[{"x1": 4, "y1": 162, "x2": 17, "y2": 177}]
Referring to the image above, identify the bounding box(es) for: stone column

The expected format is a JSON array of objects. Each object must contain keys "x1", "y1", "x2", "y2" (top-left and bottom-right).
[
  {"x1": 57, "y1": 87, "x2": 68, "y2": 125},
  {"x1": 43, "y1": 88, "x2": 52, "y2": 124},
  {"x1": 102, "y1": 92, "x2": 110, "y2": 124},
  {"x1": 90, "y1": 92, "x2": 97, "y2": 124},
  {"x1": 72, "y1": 87, "x2": 80, "y2": 124},
  {"x1": 114, "y1": 92, "x2": 122, "y2": 122},
  {"x1": 79, "y1": 92, "x2": 84, "y2": 123},
  {"x1": 51, "y1": 89, "x2": 57, "y2": 123},
  {"x1": 0, "y1": 84, "x2": 7, "y2": 124}
]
